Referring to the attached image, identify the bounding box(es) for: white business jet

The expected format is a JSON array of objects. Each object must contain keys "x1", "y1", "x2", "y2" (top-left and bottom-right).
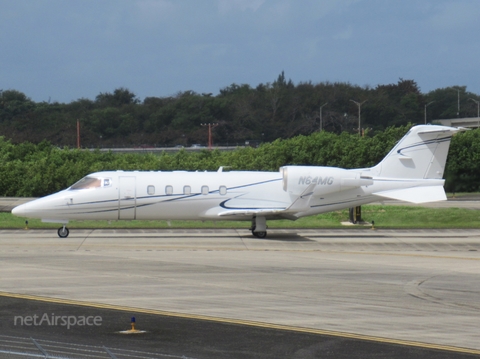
[{"x1": 12, "y1": 125, "x2": 462, "y2": 238}]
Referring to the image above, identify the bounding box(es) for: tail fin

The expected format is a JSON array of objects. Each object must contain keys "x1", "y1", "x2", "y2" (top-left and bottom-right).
[{"x1": 371, "y1": 125, "x2": 464, "y2": 179}]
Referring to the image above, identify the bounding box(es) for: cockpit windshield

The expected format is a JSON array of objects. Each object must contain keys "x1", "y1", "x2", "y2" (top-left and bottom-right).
[{"x1": 69, "y1": 176, "x2": 111, "y2": 190}]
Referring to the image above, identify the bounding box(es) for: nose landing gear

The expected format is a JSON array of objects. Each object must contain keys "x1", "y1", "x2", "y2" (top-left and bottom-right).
[{"x1": 57, "y1": 225, "x2": 70, "y2": 238}]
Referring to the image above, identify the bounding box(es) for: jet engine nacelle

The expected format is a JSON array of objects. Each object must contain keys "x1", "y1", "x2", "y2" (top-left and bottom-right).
[{"x1": 280, "y1": 166, "x2": 373, "y2": 196}]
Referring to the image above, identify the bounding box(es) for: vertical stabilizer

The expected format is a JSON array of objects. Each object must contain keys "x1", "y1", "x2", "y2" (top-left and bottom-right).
[{"x1": 372, "y1": 125, "x2": 463, "y2": 179}]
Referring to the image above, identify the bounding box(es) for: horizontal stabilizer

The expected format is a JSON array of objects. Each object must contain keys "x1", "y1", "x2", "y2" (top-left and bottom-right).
[
  {"x1": 374, "y1": 186, "x2": 446, "y2": 204},
  {"x1": 417, "y1": 127, "x2": 468, "y2": 135}
]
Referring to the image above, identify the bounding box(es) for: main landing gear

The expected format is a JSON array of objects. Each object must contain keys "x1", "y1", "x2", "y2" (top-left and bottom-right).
[
  {"x1": 57, "y1": 225, "x2": 70, "y2": 238},
  {"x1": 250, "y1": 216, "x2": 267, "y2": 238}
]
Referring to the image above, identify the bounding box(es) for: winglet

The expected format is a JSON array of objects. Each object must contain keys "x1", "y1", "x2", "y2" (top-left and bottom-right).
[{"x1": 285, "y1": 183, "x2": 316, "y2": 212}]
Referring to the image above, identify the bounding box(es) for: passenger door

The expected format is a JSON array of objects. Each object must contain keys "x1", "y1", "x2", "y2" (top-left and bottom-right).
[{"x1": 119, "y1": 176, "x2": 136, "y2": 219}]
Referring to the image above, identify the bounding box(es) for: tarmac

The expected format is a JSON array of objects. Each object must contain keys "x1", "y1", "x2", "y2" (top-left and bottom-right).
[{"x1": 1, "y1": 227, "x2": 480, "y2": 358}]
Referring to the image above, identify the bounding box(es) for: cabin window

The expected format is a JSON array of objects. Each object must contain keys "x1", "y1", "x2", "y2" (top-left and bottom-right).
[
  {"x1": 201, "y1": 186, "x2": 209, "y2": 195},
  {"x1": 183, "y1": 185, "x2": 191, "y2": 195},
  {"x1": 147, "y1": 185, "x2": 155, "y2": 195},
  {"x1": 165, "y1": 185, "x2": 173, "y2": 195},
  {"x1": 219, "y1": 186, "x2": 227, "y2": 195}
]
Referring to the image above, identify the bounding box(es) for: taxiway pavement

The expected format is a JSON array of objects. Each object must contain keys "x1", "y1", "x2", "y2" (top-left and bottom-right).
[{"x1": 0, "y1": 228, "x2": 479, "y2": 357}]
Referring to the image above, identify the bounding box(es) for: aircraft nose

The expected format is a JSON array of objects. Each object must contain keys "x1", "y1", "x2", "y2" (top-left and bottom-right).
[{"x1": 12, "y1": 203, "x2": 28, "y2": 217}]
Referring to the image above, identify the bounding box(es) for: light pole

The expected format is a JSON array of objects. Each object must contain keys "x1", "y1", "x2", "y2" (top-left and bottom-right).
[
  {"x1": 319, "y1": 102, "x2": 328, "y2": 131},
  {"x1": 201, "y1": 123, "x2": 218, "y2": 149},
  {"x1": 424, "y1": 101, "x2": 435, "y2": 124},
  {"x1": 469, "y1": 98, "x2": 480, "y2": 127},
  {"x1": 453, "y1": 87, "x2": 461, "y2": 117},
  {"x1": 350, "y1": 99, "x2": 367, "y2": 136},
  {"x1": 76, "y1": 119, "x2": 81, "y2": 149}
]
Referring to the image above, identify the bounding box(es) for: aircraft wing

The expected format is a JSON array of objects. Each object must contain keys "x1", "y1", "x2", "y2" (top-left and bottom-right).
[
  {"x1": 217, "y1": 183, "x2": 317, "y2": 218},
  {"x1": 218, "y1": 208, "x2": 286, "y2": 217}
]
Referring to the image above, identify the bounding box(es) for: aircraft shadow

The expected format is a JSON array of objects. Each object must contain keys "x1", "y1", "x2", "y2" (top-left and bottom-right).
[{"x1": 252, "y1": 233, "x2": 314, "y2": 242}]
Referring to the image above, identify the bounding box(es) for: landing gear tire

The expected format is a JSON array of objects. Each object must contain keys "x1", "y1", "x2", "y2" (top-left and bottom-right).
[
  {"x1": 250, "y1": 216, "x2": 268, "y2": 238},
  {"x1": 58, "y1": 226, "x2": 69, "y2": 238},
  {"x1": 252, "y1": 230, "x2": 267, "y2": 238}
]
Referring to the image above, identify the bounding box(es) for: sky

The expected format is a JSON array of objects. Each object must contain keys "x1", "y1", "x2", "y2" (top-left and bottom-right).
[{"x1": 1, "y1": 0, "x2": 480, "y2": 103}]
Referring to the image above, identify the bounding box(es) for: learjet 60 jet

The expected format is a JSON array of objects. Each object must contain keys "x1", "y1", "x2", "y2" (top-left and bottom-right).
[{"x1": 12, "y1": 125, "x2": 462, "y2": 238}]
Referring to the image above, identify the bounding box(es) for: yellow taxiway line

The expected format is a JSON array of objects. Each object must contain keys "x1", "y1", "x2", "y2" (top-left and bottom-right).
[{"x1": 1, "y1": 291, "x2": 479, "y2": 355}]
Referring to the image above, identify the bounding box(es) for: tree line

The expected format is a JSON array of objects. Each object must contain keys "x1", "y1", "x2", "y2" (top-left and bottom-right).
[
  {"x1": 0, "y1": 124, "x2": 478, "y2": 197},
  {"x1": 1, "y1": 73, "x2": 479, "y2": 148}
]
